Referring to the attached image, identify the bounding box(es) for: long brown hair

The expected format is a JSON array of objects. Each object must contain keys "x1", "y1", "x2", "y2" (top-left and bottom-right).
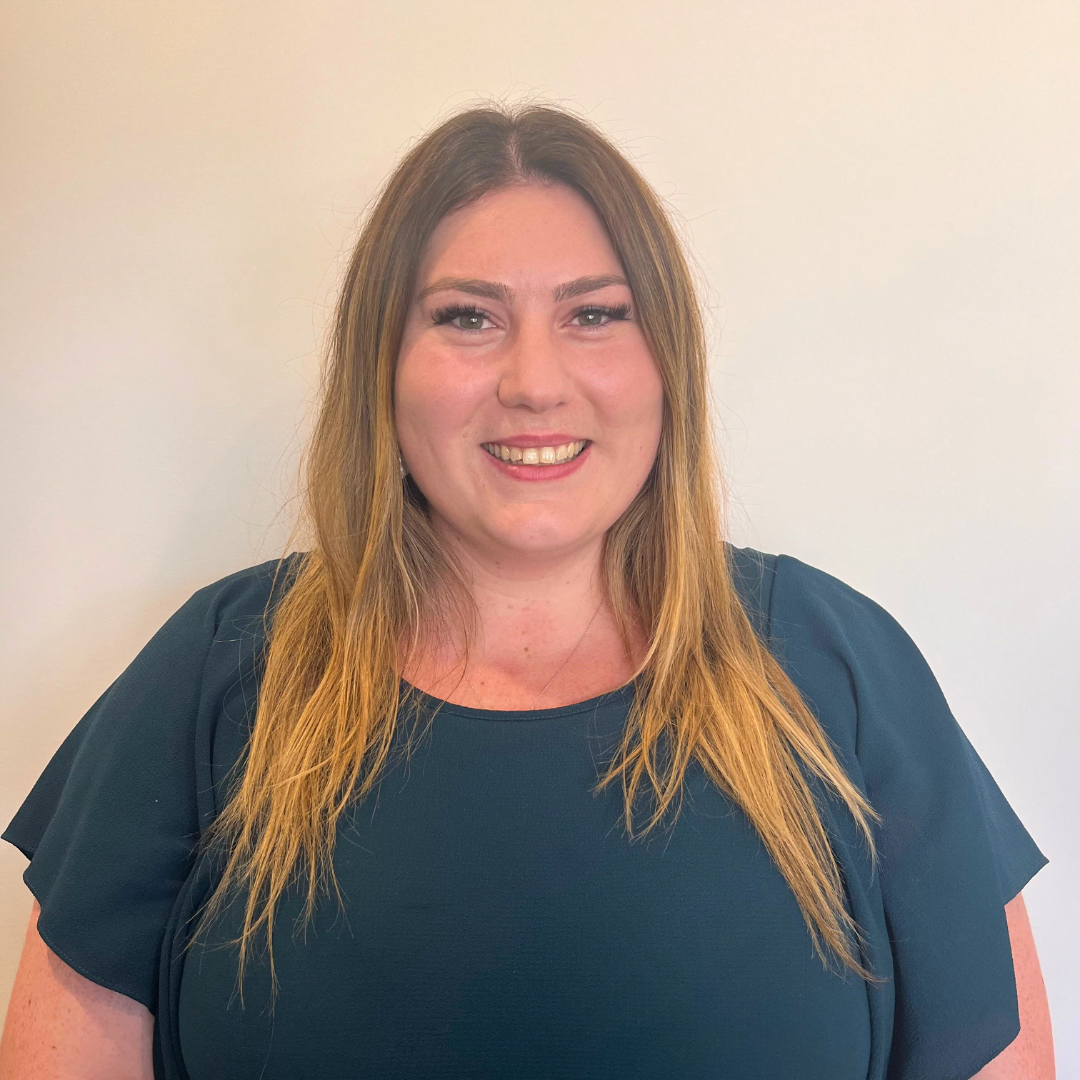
[{"x1": 195, "y1": 101, "x2": 885, "y2": 1000}]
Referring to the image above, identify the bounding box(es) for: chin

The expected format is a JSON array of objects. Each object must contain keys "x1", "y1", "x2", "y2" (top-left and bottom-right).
[{"x1": 481, "y1": 513, "x2": 600, "y2": 556}]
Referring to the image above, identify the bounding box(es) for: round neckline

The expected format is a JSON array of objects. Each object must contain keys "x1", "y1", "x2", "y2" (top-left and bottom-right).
[{"x1": 399, "y1": 678, "x2": 636, "y2": 721}]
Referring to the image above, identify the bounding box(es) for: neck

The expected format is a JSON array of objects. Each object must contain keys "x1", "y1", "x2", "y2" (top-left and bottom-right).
[{"x1": 401, "y1": 520, "x2": 643, "y2": 709}]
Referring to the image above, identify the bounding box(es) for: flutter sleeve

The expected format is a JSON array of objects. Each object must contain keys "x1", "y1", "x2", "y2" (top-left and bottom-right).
[
  {"x1": 768, "y1": 554, "x2": 1049, "y2": 1080},
  {"x1": 2, "y1": 559, "x2": 288, "y2": 1014}
]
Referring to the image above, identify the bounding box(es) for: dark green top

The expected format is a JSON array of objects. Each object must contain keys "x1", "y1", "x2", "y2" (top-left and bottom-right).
[{"x1": 3, "y1": 547, "x2": 1048, "y2": 1079}]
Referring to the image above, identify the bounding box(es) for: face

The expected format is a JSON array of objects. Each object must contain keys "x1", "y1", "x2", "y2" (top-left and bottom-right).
[{"x1": 395, "y1": 182, "x2": 665, "y2": 565}]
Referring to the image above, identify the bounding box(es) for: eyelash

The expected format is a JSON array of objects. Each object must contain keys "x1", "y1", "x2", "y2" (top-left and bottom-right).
[{"x1": 430, "y1": 302, "x2": 633, "y2": 331}]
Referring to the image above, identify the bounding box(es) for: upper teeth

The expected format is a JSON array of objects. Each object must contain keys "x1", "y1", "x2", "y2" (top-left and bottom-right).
[{"x1": 482, "y1": 440, "x2": 587, "y2": 465}]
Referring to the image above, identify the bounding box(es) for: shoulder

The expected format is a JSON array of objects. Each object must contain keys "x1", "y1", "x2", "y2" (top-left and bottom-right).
[
  {"x1": 173, "y1": 551, "x2": 308, "y2": 645},
  {"x1": 728, "y1": 546, "x2": 945, "y2": 760},
  {"x1": 767, "y1": 553, "x2": 928, "y2": 692},
  {"x1": 147, "y1": 553, "x2": 309, "y2": 742},
  {"x1": 77, "y1": 553, "x2": 309, "y2": 751},
  {"x1": 728, "y1": 544, "x2": 915, "y2": 663}
]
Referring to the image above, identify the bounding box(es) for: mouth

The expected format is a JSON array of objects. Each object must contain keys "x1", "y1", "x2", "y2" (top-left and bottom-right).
[{"x1": 481, "y1": 439, "x2": 589, "y2": 467}]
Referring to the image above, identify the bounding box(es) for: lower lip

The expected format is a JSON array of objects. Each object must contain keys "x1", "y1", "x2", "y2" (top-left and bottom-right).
[{"x1": 481, "y1": 443, "x2": 591, "y2": 481}]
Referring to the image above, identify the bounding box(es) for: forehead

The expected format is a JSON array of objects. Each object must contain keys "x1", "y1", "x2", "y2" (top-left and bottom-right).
[{"x1": 417, "y1": 182, "x2": 624, "y2": 287}]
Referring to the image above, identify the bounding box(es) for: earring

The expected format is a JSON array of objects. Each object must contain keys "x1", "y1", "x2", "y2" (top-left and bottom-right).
[{"x1": 399, "y1": 454, "x2": 408, "y2": 479}]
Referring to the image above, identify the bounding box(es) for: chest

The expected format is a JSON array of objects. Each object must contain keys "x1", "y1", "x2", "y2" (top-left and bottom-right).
[{"x1": 180, "y1": 707, "x2": 872, "y2": 1079}]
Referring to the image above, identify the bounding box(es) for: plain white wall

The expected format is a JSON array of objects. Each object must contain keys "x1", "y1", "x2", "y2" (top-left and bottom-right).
[{"x1": 2, "y1": 0, "x2": 1076, "y2": 1066}]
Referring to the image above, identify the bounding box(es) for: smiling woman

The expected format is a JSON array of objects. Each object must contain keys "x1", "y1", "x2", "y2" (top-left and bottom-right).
[
  {"x1": 0, "y1": 103, "x2": 1052, "y2": 1080},
  {"x1": 395, "y1": 182, "x2": 664, "y2": 607}
]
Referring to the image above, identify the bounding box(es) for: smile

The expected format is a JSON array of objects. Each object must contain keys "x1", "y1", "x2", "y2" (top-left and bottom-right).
[{"x1": 482, "y1": 440, "x2": 588, "y2": 466}]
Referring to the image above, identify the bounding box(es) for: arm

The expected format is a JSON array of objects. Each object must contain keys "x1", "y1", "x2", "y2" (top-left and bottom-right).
[
  {"x1": 0, "y1": 901, "x2": 154, "y2": 1080},
  {"x1": 972, "y1": 892, "x2": 1055, "y2": 1079}
]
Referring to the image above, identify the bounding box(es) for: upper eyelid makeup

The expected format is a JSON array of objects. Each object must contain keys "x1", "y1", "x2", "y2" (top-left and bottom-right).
[{"x1": 430, "y1": 302, "x2": 632, "y2": 327}]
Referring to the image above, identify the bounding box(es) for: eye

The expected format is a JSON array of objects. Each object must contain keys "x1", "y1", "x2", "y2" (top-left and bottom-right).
[
  {"x1": 431, "y1": 304, "x2": 494, "y2": 332},
  {"x1": 571, "y1": 303, "x2": 633, "y2": 329}
]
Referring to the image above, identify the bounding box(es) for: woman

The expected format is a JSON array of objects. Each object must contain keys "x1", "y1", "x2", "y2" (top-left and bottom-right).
[{"x1": 0, "y1": 104, "x2": 1053, "y2": 1079}]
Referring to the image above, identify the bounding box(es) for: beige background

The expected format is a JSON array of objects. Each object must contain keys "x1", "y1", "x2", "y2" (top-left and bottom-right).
[{"x1": 2, "y1": 0, "x2": 1076, "y2": 1067}]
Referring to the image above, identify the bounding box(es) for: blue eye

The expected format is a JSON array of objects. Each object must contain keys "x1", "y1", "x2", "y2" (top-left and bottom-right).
[
  {"x1": 431, "y1": 302, "x2": 632, "y2": 332},
  {"x1": 573, "y1": 304, "x2": 632, "y2": 328},
  {"x1": 432, "y1": 305, "x2": 491, "y2": 331}
]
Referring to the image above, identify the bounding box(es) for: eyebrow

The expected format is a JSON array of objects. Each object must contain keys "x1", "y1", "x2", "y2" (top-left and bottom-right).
[{"x1": 416, "y1": 274, "x2": 629, "y2": 304}]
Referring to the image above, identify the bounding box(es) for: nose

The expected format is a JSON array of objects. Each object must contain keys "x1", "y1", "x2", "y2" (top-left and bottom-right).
[{"x1": 496, "y1": 317, "x2": 574, "y2": 412}]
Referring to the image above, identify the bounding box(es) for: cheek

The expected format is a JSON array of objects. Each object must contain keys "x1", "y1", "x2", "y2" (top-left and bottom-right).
[
  {"x1": 395, "y1": 344, "x2": 489, "y2": 454},
  {"x1": 587, "y1": 346, "x2": 665, "y2": 454}
]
